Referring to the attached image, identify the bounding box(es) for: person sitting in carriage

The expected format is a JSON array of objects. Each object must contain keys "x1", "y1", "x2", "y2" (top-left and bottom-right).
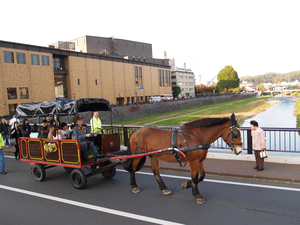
[
  {"x1": 39, "y1": 119, "x2": 48, "y2": 138},
  {"x1": 72, "y1": 116, "x2": 100, "y2": 159}
]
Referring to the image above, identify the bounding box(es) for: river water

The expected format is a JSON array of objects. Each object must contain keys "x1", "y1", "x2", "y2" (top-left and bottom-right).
[
  {"x1": 241, "y1": 97, "x2": 298, "y2": 128},
  {"x1": 212, "y1": 97, "x2": 300, "y2": 156}
]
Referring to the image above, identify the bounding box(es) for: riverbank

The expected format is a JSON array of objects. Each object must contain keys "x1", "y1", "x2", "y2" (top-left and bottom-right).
[
  {"x1": 294, "y1": 99, "x2": 300, "y2": 127},
  {"x1": 114, "y1": 97, "x2": 281, "y2": 126}
]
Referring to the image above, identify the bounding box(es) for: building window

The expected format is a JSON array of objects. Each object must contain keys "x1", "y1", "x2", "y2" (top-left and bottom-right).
[
  {"x1": 168, "y1": 71, "x2": 171, "y2": 86},
  {"x1": 139, "y1": 67, "x2": 143, "y2": 86},
  {"x1": 7, "y1": 88, "x2": 17, "y2": 99},
  {"x1": 17, "y1": 53, "x2": 26, "y2": 64},
  {"x1": 95, "y1": 79, "x2": 98, "y2": 85},
  {"x1": 31, "y1": 54, "x2": 40, "y2": 65},
  {"x1": 162, "y1": 70, "x2": 164, "y2": 86},
  {"x1": 135, "y1": 66, "x2": 139, "y2": 86},
  {"x1": 189, "y1": 82, "x2": 194, "y2": 86},
  {"x1": 20, "y1": 87, "x2": 29, "y2": 99},
  {"x1": 172, "y1": 82, "x2": 176, "y2": 85},
  {"x1": 171, "y1": 75, "x2": 176, "y2": 79},
  {"x1": 9, "y1": 104, "x2": 18, "y2": 115},
  {"x1": 78, "y1": 79, "x2": 80, "y2": 85},
  {"x1": 42, "y1": 55, "x2": 50, "y2": 66},
  {"x1": 53, "y1": 57, "x2": 65, "y2": 70},
  {"x1": 189, "y1": 88, "x2": 194, "y2": 91},
  {"x1": 4, "y1": 51, "x2": 14, "y2": 63},
  {"x1": 178, "y1": 76, "x2": 183, "y2": 79},
  {"x1": 165, "y1": 70, "x2": 168, "y2": 86},
  {"x1": 159, "y1": 69, "x2": 161, "y2": 86}
]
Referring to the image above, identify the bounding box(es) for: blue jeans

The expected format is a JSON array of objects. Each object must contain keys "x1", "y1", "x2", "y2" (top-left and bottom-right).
[
  {"x1": 2, "y1": 134, "x2": 9, "y2": 146},
  {"x1": 79, "y1": 140, "x2": 100, "y2": 158},
  {"x1": 0, "y1": 149, "x2": 5, "y2": 172}
]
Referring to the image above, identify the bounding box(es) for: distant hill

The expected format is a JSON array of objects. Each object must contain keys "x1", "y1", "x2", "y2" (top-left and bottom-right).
[{"x1": 240, "y1": 71, "x2": 300, "y2": 85}]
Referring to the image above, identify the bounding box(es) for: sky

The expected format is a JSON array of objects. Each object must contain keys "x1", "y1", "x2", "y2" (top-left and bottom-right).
[{"x1": 1, "y1": 0, "x2": 300, "y2": 84}]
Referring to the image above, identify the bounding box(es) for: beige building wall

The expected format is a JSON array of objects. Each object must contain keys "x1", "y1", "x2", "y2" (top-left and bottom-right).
[
  {"x1": 67, "y1": 56, "x2": 172, "y2": 105},
  {"x1": 0, "y1": 41, "x2": 171, "y2": 115},
  {"x1": 0, "y1": 47, "x2": 55, "y2": 115}
]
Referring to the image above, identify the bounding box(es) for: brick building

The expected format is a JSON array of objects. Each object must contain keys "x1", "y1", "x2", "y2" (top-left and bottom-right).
[{"x1": 0, "y1": 40, "x2": 171, "y2": 116}]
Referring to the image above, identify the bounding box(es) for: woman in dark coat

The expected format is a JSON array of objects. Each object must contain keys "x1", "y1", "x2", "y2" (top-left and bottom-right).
[
  {"x1": 11, "y1": 122, "x2": 22, "y2": 159},
  {"x1": 50, "y1": 115, "x2": 60, "y2": 128},
  {"x1": 22, "y1": 118, "x2": 31, "y2": 137}
]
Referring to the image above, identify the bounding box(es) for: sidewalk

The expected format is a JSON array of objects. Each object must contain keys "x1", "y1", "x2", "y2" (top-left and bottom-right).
[
  {"x1": 143, "y1": 151, "x2": 300, "y2": 183},
  {"x1": 4, "y1": 145, "x2": 300, "y2": 183}
]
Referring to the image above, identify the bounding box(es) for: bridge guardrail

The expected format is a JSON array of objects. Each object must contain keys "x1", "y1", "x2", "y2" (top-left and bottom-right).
[{"x1": 102, "y1": 125, "x2": 300, "y2": 154}]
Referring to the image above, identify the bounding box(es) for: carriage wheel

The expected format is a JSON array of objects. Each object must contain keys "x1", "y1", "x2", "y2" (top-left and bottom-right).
[
  {"x1": 101, "y1": 166, "x2": 116, "y2": 179},
  {"x1": 64, "y1": 167, "x2": 74, "y2": 173},
  {"x1": 70, "y1": 169, "x2": 87, "y2": 189},
  {"x1": 31, "y1": 164, "x2": 46, "y2": 182}
]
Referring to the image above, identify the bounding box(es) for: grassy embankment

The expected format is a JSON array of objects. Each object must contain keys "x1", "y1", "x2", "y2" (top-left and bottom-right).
[
  {"x1": 114, "y1": 97, "x2": 280, "y2": 126},
  {"x1": 294, "y1": 99, "x2": 300, "y2": 127}
]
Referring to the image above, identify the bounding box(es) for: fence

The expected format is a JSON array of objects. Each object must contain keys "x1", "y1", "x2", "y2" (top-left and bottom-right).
[{"x1": 102, "y1": 125, "x2": 300, "y2": 154}]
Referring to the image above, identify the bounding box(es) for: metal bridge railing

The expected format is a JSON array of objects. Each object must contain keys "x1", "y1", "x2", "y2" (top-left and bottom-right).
[{"x1": 102, "y1": 125, "x2": 300, "y2": 154}]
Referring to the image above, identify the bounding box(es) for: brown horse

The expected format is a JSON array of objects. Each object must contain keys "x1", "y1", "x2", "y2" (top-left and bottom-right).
[{"x1": 123, "y1": 113, "x2": 243, "y2": 204}]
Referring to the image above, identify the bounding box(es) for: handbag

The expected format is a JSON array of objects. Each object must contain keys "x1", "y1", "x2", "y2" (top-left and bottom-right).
[
  {"x1": 260, "y1": 149, "x2": 268, "y2": 158},
  {"x1": 10, "y1": 138, "x2": 16, "y2": 145}
]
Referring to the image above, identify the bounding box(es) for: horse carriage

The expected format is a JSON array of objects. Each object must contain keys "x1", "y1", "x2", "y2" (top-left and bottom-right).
[
  {"x1": 16, "y1": 98, "x2": 126, "y2": 189},
  {"x1": 16, "y1": 98, "x2": 243, "y2": 204}
]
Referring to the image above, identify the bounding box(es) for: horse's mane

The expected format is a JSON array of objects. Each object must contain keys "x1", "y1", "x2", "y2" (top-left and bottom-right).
[{"x1": 183, "y1": 117, "x2": 230, "y2": 129}]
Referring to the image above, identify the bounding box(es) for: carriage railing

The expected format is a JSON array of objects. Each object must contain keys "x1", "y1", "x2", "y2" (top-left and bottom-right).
[{"x1": 101, "y1": 125, "x2": 300, "y2": 154}]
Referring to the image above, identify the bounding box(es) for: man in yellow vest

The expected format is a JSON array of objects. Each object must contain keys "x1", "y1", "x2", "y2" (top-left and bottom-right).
[{"x1": 90, "y1": 112, "x2": 104, "y2": 134}]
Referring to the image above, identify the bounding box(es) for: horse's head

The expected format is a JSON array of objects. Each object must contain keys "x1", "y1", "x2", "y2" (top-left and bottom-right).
[{"x1": 222, "y1": 113, "x2": 243, "y2": 155}]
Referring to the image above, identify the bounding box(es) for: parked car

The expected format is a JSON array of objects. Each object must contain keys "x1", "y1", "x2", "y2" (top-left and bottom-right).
[{"x1": 149, "y1": 96, "x2": 162, "y2": 103}]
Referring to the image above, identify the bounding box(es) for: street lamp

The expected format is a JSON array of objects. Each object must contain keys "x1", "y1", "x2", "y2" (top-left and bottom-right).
[{"x1": 73, "y1": 94, "x2": 76, "y2": 100}]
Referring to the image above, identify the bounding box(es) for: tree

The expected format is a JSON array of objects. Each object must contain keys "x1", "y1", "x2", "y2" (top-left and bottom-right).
[
  {"x1": 217, "y1": 65, "x2": 240, "y2": 92},
  {"x1": 172, "y1": 86, "x2": 181, "y2": 98}
]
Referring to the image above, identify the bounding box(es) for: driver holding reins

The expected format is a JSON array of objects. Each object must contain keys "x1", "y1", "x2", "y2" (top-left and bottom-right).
[{"x1": 72, "y1": 116, "x2": 100, "y2": 160}]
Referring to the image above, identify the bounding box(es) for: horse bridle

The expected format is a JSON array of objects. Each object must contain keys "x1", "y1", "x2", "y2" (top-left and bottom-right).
[{"x1": 224, "y1": 123, "x2": 242, "y2": 151}]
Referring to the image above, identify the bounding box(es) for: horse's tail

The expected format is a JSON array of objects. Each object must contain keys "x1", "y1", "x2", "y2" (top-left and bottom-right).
[{"x1": 123, "y1": 129, "x2": 146, "y2": 172}]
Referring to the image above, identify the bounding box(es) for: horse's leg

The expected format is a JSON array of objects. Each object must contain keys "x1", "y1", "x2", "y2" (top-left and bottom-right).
[
  {"x1": 181, "y1": 161, "x2": 205, "y2": 204},
  {"x1": 150, "y1": 157, "x2": 171, "y2": 195},
  {"x1": 130, "y1": 158, "x2": 142, "y2": 193}
]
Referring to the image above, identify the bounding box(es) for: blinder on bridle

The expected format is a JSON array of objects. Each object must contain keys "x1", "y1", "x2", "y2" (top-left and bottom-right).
[
  {"x1": 232, "y1": 130, "x2": 239, "y2": 139},
  {"x1": 225, "y1": 114, "x2": 242, "y2": 153}
]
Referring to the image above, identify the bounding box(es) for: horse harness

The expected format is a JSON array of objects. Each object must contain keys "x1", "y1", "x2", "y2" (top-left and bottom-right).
[{"x1": 134, "y1": 126, "x2": 210, "y2": 167}]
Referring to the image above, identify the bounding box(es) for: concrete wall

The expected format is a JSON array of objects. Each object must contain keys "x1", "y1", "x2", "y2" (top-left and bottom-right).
[{"x1": 50, "y1": 94, "x2": 256, "y2": 125}]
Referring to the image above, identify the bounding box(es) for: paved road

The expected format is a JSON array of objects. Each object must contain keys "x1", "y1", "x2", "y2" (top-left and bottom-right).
[{"x1": 1, "y1": 155, "x2": 300, "y2": 225}]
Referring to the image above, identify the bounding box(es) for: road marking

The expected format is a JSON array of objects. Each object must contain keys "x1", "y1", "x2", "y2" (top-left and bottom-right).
[
  {"x1": 0, "y1": 184, "x2": 183, "y2": 225},
  {"x1": 117, "y1": 169, "x2": 300, "y2": 192}
]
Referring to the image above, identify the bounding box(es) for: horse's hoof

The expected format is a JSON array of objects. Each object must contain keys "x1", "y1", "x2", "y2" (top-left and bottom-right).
[
  {"x1": 196, "y1": 197, "x2": 205, "y2": 204},
  {"x1": 132, "y1": 187, "x2": 140, "y2": 194},
  {"x1": 181, "y1": 182, "x2": 188, "y2": 189},
  {"x1": 162, "y1": 189, "x2": 171, "y2": 195}
]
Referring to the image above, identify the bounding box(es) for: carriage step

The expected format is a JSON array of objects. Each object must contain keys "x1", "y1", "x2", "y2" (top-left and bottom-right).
[{"x1": 86, "y1": 162, "x2": 120, "y2": 177}]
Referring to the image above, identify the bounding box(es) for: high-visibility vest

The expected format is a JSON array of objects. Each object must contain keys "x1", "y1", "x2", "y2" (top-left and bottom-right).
[
  {"x1": 90, "y1": 117, "x2": 102, "y2": 133},
  {"x1": 0, "y1": 133, "x2": 4, "y2": 149}
]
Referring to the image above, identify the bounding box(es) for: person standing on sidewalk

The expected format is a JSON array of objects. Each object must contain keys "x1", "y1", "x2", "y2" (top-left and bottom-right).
[
  {"x1": 0, "y1": 118, "x2": 10, "y2": 147},
  {"x1": 250, "y1": 120, "x2": 266, "y2": 171},
  {"x1": 0, "y1": 133, "x2": 6, "y2": 174},
  {"x1": 11, "y1": 122, "x2": 23, "y2": 159}
]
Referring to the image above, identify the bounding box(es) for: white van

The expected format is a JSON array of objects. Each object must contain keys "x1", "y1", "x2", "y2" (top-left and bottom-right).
[{"x1": 149, "y1": 96, "x2": 162, "y2": 103}]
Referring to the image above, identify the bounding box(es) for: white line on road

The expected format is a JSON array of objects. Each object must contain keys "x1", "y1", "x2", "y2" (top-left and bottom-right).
[
  {"x1": 117, "y1": 169, "x2": 300, "y2": 192},
  {"x1": 0, "y1": 184, "x2": 184, "y2": 225}
]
